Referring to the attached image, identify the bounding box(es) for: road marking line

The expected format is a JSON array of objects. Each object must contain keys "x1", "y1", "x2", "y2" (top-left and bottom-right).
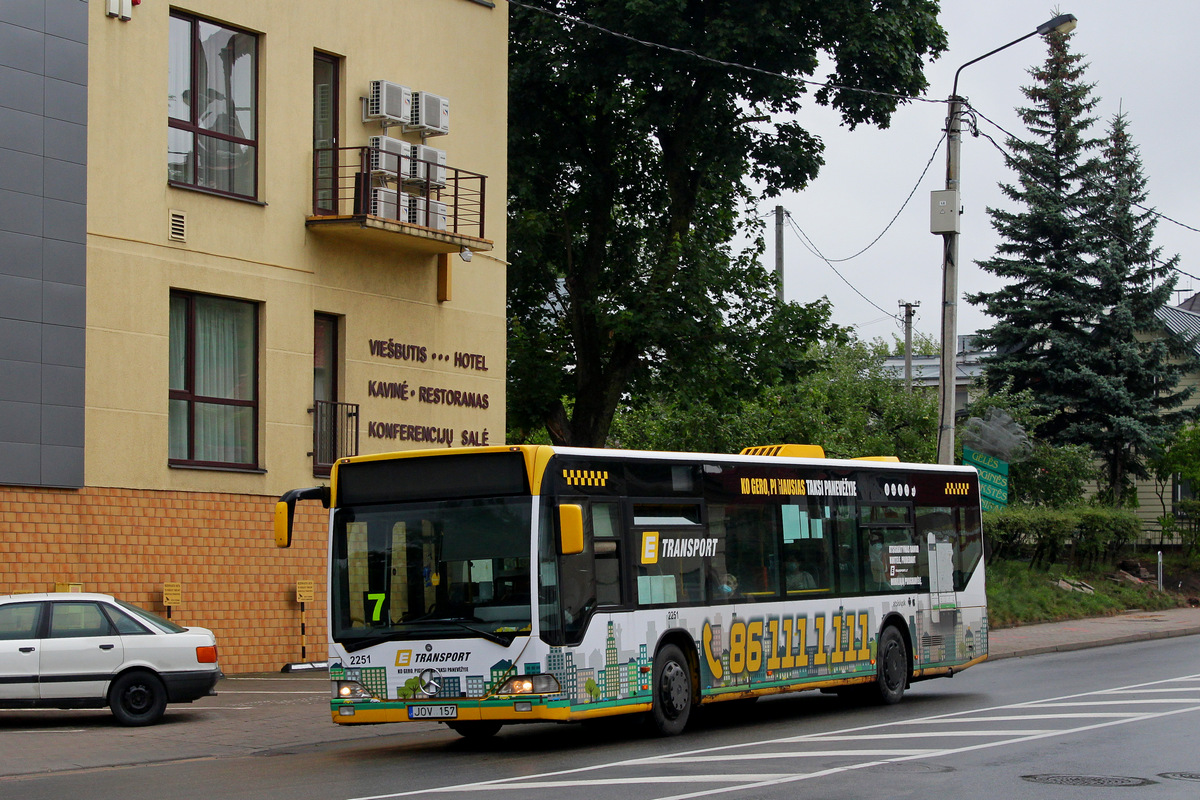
[
  {"x1": 344, "y1": 675, "x2": 1200, "y2": 800},
  {"x1": 658, "y1": 750, "x2": 935, "y2": 761},
  {"x1": 897, "y1": 713, "x2": 1144, "y2": 722},
  {"x1": 793, "y1": 730, "x2": 1053, "y2": 740},
  {"x1": 465, "y1": 775, "x2": 802, "y2": 789},
  {"x1": 1027, "y1": 699, "x2": 1200, "y2": 706}
]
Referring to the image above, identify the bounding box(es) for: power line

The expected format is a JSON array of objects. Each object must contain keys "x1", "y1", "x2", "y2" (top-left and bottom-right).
[
  {"x1": 967, "y1": 107, "x2": 1200, "y2": 285},
  {"x1": 762, "y1": 131, "x2": 944, "y2": 271},
  {"x1": 509, "y1": 0, "x2": 947, "y2": 109},
  {"x1": 971, "y1": 103, "x2": 1200, "y2": 237},
  {"x1": 783, "y1": 215, "x2": 900, "y2": 322},
  {"x1": 821, "y1": 132, "x2": 946, "y2": 263}
]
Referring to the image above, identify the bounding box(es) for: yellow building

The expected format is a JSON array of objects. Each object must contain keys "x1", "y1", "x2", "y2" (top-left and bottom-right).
[{"x1": 0, "y1": 0, "x2": 508, "y2": 671}]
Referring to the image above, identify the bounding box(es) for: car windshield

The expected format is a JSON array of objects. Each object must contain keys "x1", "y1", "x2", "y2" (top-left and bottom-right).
[
  {"x1": 330, "y1": 497, "x2": 533, "y2": 648},
  {"x1": 116, "y1": 599, "x2": 187, "y2": 633}
]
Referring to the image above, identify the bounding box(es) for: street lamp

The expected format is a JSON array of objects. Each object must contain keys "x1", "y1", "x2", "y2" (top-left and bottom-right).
[{"x1": 933, "y1": 13, "x2": 1077, "y2": 465}]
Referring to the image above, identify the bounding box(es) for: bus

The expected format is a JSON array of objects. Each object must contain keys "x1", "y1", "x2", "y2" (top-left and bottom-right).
[{"x1": 274, "y1": 444, "x2": 986, "y2": 737}]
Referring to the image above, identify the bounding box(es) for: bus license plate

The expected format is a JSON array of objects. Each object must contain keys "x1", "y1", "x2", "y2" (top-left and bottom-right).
[{"x1": 409, "y1": 704, "x2": 457, "y2": 720}]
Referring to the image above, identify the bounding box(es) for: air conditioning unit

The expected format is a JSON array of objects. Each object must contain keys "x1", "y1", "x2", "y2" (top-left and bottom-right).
[
  {"x1": 408, "y1": 91, "x2": 449, "y2": 136},
  {"x1": 368, "y1": 187, "x2": 413, "y2": 222},
  {"x1": 405, "y1": 144, "x2": 447, "y2": 188},
  {"x1": 368, "y1": 135, "x2": 411, "y2": 177},
  {"x1": 367, "y1": 80, "x2": 412, "y2": 126},
  {"x1": 411, "y1": 196, "x2": 447, "y2": 231}
]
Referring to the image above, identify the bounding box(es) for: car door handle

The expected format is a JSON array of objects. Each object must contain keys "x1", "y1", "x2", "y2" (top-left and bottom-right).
[
  {"x1": 99, "y1": 643, "x2": 115, "y2": 650},
  {"x1": 19, "y1": 646, "x2": 35, "y2": 653}
]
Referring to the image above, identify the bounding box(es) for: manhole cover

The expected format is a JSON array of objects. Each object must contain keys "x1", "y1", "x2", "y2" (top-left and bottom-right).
[
  {"x1": 1160, "y1": 772, "x2": 1200, "y2": 782},
  {"x1": 1023, "y1": 775, "x2": 1156, "y2": 787}
]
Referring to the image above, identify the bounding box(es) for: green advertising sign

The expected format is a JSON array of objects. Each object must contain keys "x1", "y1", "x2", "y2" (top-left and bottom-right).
[{"x1": 963, "y1": 446, "x2": 1008, "y2": 508}]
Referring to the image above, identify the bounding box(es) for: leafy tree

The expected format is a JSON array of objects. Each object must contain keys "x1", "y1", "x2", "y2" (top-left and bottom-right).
[
  {"x1": 508, "y1": 1, "x2": 947, "y2": 446},
  {"x1": 1150, "y1": 423, "x2": 1200, "y2": 539},
  {"x1": 964, "y1": 384, "x2": 1095, "y2": 507},
  {"x1": 889, "y1": 330, "x2": 940, "y2": 357},
  {"x1": 610, "y1": 336, "x2": 938, "y2": 461}
]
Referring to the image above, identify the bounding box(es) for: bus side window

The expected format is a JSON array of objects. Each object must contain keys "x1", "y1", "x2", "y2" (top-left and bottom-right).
[
  {"x1": 593, "y1": 503, "x2": 622, "y2": 606},
  {"x1": 782, "y1": 502, "x2": 834, "y2": 593},
  {"x1": 721, "y1": 505, "x2": 779, "y2": 601}
]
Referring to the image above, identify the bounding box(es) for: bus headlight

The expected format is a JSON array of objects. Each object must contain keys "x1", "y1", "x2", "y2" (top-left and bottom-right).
[
  {"x1": 333, "y1": 681, "x2": 373, "y2": 700},
  {"x1": 496, "y1": 674, "x2": 561, "y2": 695}
]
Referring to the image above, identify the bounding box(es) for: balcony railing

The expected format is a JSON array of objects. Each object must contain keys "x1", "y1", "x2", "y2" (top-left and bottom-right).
[
  {"x1": 310, "y1": 146, "x2": 486, "y2": 241},
  {"x1": 310, "y1": 400, "x2": 360, "y2": 477}
]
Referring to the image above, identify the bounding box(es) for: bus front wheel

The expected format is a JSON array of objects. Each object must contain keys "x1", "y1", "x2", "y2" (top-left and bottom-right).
[
  {"x1": 650, "y1": 644, "x2": 692, "y2": 736},
  {"x1": 874, "y1": 625, "x2": 909, "y2": 705}
]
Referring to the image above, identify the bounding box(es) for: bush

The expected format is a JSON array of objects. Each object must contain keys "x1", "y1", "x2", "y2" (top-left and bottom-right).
[
  {"x1": 983, "y1": 505, "x2": 1143, "y2": 569},
  {"x1": 1074, "y1": 508, "x2": 1140, "y2": 568}
]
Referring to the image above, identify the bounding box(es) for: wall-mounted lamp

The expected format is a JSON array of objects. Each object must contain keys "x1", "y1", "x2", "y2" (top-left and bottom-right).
[{"x1": 459, "y1": 247, "x2": 473, "y2": 262}]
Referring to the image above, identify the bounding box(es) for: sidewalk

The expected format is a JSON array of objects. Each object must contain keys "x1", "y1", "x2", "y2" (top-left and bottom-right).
[
  {"x1": 2, "y1": 608, "x2": 1198, "y2": 779},
  {"x1": 987, "y1": 606, "x2": 1200, "y2": 659}
]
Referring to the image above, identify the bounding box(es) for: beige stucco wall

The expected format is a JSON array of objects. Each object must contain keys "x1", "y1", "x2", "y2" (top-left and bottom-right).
[{"x1": 84, "y1": 0, "x2": 508, "y2": 497}]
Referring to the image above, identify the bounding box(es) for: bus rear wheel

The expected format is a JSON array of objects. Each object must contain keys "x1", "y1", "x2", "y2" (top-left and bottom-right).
[
  {"x1": 650, "y1": 644, "x2": 692, "y2": 736},
  {"x1": 874, "y1": 625, "x2": 909, "y2": 705},
  {"x1": 446, "y1": 720, "x2": 502, "y2": 739}
]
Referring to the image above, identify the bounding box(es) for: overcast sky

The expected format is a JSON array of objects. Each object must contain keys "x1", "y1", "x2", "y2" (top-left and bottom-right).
[{"x1": 766, "y1": 0, "x2": 1200, "y2": 344}]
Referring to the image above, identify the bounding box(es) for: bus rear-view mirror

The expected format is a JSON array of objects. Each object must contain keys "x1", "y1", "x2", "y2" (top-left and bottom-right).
[{"x1": 559, "y1": 504, "x2": 584, "y2": 555}]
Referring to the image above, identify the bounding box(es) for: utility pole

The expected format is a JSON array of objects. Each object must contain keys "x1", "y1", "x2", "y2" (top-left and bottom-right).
[
  {"x1": 935, "y1": 97, "x2": 963, "y2": 465},
  {"x1": 775, "y1": 205, "x2": 785, "y2": 305},
  {"x1": 931, "y1": 13, "x2": 1078, "y2": 466},
  {"x1": 899, "y1": 301, "x2": 920, "y2": 394}
]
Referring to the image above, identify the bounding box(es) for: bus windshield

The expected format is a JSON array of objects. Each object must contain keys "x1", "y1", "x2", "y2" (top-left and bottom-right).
[{"x1": 330, "y1": 496, "x2": 532, "y2": 649}]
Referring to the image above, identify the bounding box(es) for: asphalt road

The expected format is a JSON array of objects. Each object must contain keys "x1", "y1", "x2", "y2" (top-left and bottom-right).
[{"x1": 2, "y1": 621, "x2": 1198, "y2": 800}]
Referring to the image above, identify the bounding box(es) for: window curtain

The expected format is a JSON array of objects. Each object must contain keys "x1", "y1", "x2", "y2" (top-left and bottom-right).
[
  {"x1": 168, "y1": 295, "x2": 189, "y2": 460},
  {"x1": 193, "y1": 296, "x2": 254, "y2": 464}
]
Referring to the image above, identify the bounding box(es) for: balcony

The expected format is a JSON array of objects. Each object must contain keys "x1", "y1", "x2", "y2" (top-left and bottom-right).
[
  {"x1": 310, "y1": 400, "x2": 360, "y2": 477},
  {"x1": 305, "y1": 146, "x2": 491, "y2": 255}
]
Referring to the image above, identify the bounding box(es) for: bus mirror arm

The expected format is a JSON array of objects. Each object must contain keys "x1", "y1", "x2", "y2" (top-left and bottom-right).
[{"x1": 274, "y1": 486, "x2": 331, "y2": 548}]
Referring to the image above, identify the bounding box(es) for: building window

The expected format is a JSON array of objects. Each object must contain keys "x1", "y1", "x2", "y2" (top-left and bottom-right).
[
  {"x1": 167, "y1": 12, "x2": 258, "y2": 199},
  {"x1": 169, "y1": 292, "x2": 259, "y2": 468}
]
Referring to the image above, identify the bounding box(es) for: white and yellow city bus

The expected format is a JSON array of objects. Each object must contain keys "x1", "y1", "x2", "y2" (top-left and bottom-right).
[{"x1": 274, "y1": 444, "x2": 986, "y2": 737}]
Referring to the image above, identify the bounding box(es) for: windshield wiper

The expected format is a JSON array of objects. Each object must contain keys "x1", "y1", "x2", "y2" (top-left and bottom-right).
[
  {"x1": 408, "y1": 617, "x2": 515, "y2": 646},
  {"x1": 340, "y1": 635, "x2": 398, "y2": 653}
]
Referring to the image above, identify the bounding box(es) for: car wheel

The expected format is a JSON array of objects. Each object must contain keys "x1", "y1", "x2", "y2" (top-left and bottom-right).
[
  {"x1": 109, "y1": 671, "x2": 168, "y2": 726},
  {"x1": 650, "y1": 643, "x2": 693, "y2": 736}
]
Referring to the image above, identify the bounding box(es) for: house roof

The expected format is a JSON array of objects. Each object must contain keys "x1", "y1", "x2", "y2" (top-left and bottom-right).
[
  {"x1": 1158, "y1": 302, "x2": 1200, "y2": 352},
  {"x1": 1175, "y1": 291, "x2": 1200, "y2": 314}
]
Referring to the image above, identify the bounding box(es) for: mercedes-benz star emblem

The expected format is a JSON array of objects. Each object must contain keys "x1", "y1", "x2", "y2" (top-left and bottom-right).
[{"x1": 417, "y1": 668, "x2": 442, "y2": 697}]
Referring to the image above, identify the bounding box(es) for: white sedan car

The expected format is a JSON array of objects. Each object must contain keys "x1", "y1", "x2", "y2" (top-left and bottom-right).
[{"x1": 0, "y1": 592, "x2": 220, "y2": 725}]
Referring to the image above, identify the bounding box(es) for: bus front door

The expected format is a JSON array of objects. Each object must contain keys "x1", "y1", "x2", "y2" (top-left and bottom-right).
[{"x1": 926, "y1": 532, "x2": 958, "y2": 623}]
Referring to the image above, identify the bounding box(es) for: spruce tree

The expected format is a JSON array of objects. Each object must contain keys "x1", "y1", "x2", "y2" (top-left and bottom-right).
[
  {"x1": 968, "y1": 27, "x2": 1104, "y2": 441},
  {"x1": 1079, "y1": 111, "x2": 1195, "y2": 504},
  {"x1": 970, "y1": 27, "x2": 1198, "y2": 504}
]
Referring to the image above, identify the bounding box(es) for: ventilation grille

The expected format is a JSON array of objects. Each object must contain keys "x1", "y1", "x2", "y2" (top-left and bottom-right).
[
  {"x1": 739, "y1": 444, "x2": 826, "y2": 459},
  {"x1": 168, "y1": 209, "x2": 187, "y2": 242}
]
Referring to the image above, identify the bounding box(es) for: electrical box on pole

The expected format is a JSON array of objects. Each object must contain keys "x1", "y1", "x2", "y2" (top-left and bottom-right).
[{"x1": 930, "y1": 190, "x2": 960, "y2": 234}]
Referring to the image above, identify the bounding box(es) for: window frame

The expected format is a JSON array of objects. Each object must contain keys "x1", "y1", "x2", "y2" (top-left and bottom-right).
[
  {"x1": 169, "y1": 290, "x2": 261, "y2": 470},
  {"x1": 168, "y1": 11, "x2": 260, "y2": 200}
]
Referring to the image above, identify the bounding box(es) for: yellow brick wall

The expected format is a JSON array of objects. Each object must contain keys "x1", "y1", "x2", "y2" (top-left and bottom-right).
[{"x1": 0, "y1": 486, "x2": 328, "y2": 674}]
